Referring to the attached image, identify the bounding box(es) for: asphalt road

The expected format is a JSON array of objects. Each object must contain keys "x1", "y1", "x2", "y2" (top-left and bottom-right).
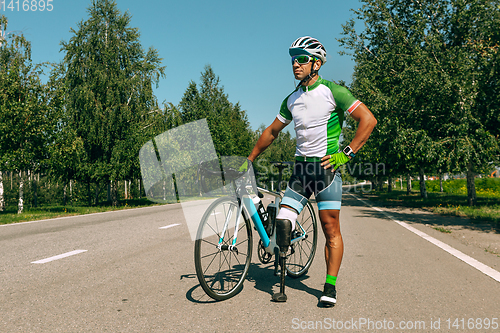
[{"x1": 1, "y1": 193, "x2": 499, "y2": 332}]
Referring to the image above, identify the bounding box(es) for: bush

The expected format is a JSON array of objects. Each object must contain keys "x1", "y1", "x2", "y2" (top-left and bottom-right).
[{"x1": 409, "y1": 178, "x2": 500, "y2": 197}]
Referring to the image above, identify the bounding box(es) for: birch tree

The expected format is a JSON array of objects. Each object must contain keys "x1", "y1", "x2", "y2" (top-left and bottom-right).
[
  {"x1": 59, "y1": 0, "x2": 166, "y2": 206},
  {"x1": 0, "y1": 15, "x2": 50, "y2": 213}
]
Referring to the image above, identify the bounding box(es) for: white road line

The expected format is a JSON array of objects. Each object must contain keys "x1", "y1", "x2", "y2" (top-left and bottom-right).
[
  {"x1": 159, "y1": 223, "x2": 180, "y2": 230},
  {"x1": 350, "y1": 194, "x2": 500, "y2": 283},
  {"x1": 31, "y1": 250, "x2": 88, "y2": 264}
]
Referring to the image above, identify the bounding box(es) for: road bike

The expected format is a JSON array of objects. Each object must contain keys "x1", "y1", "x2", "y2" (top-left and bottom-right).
[{"x1": 194, "y1": 164, "x2": 318, "y2": 301}]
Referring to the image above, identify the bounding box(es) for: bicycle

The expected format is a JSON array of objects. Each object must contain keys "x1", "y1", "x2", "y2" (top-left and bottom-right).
[{"x1": 194, "y1": 163, "x2": 318, "y2": 301}]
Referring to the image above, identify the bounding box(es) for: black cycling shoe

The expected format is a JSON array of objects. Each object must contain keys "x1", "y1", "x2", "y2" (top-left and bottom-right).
[{"x1": 319, "y1": 283, "x2": 336, "y2": 307}]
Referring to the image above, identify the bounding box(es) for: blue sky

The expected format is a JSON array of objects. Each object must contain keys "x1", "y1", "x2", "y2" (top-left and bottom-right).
[{"x1": 2, "y1": 0, "x2": 362, "y2": 132}]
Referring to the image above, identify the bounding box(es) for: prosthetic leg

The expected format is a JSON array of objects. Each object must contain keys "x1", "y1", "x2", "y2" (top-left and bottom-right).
[{"x1": 272, "y1": 219, "x2": 292, "y2": 302}]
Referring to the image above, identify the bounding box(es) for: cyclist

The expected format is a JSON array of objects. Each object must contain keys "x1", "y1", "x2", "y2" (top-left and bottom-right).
[{"x1": 243, "y1": 36, "x2": 377, "y2": 306}]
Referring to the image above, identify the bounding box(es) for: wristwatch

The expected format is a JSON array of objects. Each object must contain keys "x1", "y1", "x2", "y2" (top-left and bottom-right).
[{"x1": 342, "y1": 145, "x2": 356, "y2": 158}]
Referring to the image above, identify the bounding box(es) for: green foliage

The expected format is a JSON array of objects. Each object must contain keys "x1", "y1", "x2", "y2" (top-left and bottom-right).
[
  {"x1": 58, "y1": 0, "x2": 166, "y2": 205},
  {"x1": 1, "y1": 4, "x2": 261, "y2": 211},
  {"x1": 0, "y1": 15, "x2": 56, "y2": 212},
  {"x1": 178, "y1": 65, "x2": 254, "y2": 158},
  {"x1": 339, "y1": 0, "x2": 500, "y2": 204},
  {"x1": 364, "y1": 188, "x2": 500, "y2": 225},
  {"x1": 0, "y1": 15, "x2": 52, "y2": 174},
  {"x1": 409, "y1": 177, "x2": 500, "y2": 198}
]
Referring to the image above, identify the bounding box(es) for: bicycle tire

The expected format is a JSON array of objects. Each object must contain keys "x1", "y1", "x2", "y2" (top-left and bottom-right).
[
  {"x1": 286, "y1": 202, "x2": 317, "y2": 278},
  {"x1": 194, "y1": 196, "x2": 253, "y2": 300}
]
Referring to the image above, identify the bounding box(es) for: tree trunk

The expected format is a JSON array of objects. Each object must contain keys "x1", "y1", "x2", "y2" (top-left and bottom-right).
[
  {"x1": 33, "y1": 173, "x2": 38, "y2": 208},
  {"x1": 406, "y1": 174, "x2": 412, "y2": 195},
  {"x1": 94, "y1": 182, "x2": 100, "y2": 206},
  {"x1": 111, "y1": 180, "x2": 118, "y2": 207},
  {"x1": 124, "y1": 180, "x2": 128, "y2": 200},
  {"x1": 87, "y1": 181, "x2": 92, "y2": 206},
  {"x1": 107, "y1": 181, "x2": 111, "y2": 202},
  {"x1": 466, "y1": 162, "x2": 477, "y2": 206},
  {"x1": 419, "y1": 168, "x2": 427, "y2": 199},
  {"x1": 18, "y1": 171, "x2": 24, "y2": 214},
  {"x1": 439, "y1": 174, "x2": 444, "y2": 192},
  {"x1": 63, "y1": 182, "x2": 67, "y2": 206},
  {"x1": 388, "y1": 177, "x2": 393, "y2": 193},
  {"x1": 0, "y1": 171, "x2": 4, "y2": 211}
]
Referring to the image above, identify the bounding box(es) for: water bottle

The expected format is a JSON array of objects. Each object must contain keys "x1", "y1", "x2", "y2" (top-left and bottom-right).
[
  {"x1": 266, "y1": 202, "x2": 278, "y2": 236},
  {"x1": 252, "y1": 196, "x2": 269, "y2": 228}
]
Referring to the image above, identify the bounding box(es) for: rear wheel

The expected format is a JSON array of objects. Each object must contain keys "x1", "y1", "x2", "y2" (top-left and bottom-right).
[{"x1": 194, "y1": 197, "x2": 252, "y2": 300}]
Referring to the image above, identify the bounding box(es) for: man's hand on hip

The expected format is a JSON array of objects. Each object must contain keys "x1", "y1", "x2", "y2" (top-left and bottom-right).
[{"x1": 321, "y1": 153, "x2": 349, "y2": 171}]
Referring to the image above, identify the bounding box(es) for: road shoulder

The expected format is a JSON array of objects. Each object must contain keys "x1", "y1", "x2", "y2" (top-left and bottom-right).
[{"x1": 345, "y1": 193, "x2": 500, "y2": 274}]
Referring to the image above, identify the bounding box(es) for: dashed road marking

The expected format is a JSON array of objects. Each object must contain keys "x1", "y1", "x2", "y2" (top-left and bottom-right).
[
  {"x1": 159, "y1": 223, "x2": 180, "y2": 230},
  {"x1": 31, "y1": 250, "x2": 88, "y2": 264}
]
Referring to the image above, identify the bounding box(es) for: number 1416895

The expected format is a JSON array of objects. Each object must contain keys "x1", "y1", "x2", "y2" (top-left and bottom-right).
[
  {"x1": 446, "y1": 318, "x2": 498, "y2": 330},
  {"x1": 1, "y1": 0, "x2": 54, "y2": 11}
]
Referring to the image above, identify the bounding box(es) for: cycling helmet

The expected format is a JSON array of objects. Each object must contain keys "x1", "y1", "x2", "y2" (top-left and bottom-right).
[{"x1": 289, "y1": 36, "x2": 327, "y2": 64}]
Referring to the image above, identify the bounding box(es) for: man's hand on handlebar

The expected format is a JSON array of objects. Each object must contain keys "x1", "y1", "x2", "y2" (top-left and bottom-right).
[{"x1": 238, "y1": 158, "x2": 253, "y2": 173}]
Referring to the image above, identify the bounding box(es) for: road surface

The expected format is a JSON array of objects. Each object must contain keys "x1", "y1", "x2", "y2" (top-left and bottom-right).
[{"x1": 1, "y1": 193, "x2": 499, "y2": 332}]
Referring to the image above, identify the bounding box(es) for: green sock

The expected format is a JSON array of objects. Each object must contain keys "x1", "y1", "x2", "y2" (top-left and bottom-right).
[{"x1": 326, "y1": 274, "x2": 337, "y2": 286}]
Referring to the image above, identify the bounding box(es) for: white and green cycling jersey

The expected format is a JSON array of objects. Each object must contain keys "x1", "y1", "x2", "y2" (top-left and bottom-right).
[{"x1": 277, "y1": 77, "x2": 362, "y2": 157}]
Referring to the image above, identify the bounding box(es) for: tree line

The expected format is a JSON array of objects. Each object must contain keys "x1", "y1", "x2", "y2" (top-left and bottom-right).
[
  {"x1": 339, "y1": 0, "x2": 499, "y2": 206},
  {"x1": 0, "y1": 0, "x2": 295, "y2": 213},
  {"x1": 9, "y1": 0, "x2": 494, "y2": 212}
]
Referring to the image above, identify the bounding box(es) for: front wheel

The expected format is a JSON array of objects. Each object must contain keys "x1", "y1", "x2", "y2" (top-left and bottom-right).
[
  {"x1": 194, "y1": 197, "x2": 252, "y2": 300},
  {"x1": 286, "y1": 202, "x2": 317, "y2": 278}
]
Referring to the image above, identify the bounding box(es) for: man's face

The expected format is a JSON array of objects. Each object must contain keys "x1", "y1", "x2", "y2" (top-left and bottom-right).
[{"x1": 292, "y1": 56, "x2": 321, "y2": 81}]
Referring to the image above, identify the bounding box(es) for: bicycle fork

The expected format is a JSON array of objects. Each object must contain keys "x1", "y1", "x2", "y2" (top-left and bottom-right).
[
  {"x1": 217, "y1": 202, "x2": 242, "y2": 252},
  {"x1": 272, "y1": 219, "x2": 292, "y2": 302}
]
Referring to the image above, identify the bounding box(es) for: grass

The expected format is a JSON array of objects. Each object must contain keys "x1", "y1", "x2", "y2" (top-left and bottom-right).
[
  {"x1": 432, "y1": 226, "x2": 452, "y2": 233},
  {"x1": 485, "y1": 246, "x2": 500, "y2": 257},
  {"x1": 0, "y1": 198, "x2": 161, "y2": 225},
  {"x1": 0, "y1": 193, "x2": 227, "y2": 226},
  {"x1": 359, "y1": 189, "x2": 500, "y2": 226}
]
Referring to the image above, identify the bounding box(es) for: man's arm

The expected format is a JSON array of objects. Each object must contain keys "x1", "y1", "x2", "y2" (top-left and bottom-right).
[
  {"x1": 248, "y1": 118, "x2": 288, "y2": 162},
  {"x1": 321, "y1": 103, "x2": 376, "y2": 170},
  {"x1": 346, "y1": 103, "x2": 377, "y2": 154}
]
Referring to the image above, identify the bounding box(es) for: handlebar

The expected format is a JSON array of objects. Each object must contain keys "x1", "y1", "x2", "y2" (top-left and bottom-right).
[{"x1": 197, "y1": 162, "x2": 262, "y2": 198}]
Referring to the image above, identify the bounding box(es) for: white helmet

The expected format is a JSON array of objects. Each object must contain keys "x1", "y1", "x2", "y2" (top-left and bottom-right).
[{"x1": 289, "y1": 36, "x2": 327, "y2": 64}]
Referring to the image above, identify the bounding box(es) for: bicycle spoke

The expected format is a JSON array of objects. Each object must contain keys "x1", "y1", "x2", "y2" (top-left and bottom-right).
[
  {"x1": 205, "y1": 222, "x2": 221, "y2": 239},
  {"x1": 200, "y1": 250, "x2": 222, "y2": 260},
  {"x1": 202, "y1": 251, "x2": 221, "y2": 275},
  {"x1": 200, "y1": 238, "x2": 219, "y2": 247}
]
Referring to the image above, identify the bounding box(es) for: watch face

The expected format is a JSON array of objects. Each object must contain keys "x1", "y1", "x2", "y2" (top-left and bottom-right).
[{"x1": 343, "y1": 146, "x2": 355, "y2": 157}]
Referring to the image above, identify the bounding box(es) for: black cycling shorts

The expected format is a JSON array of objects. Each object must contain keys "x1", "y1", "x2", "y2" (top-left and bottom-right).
[{"x1": 280, "y1": 161, "x2": 342, "y2": 213}]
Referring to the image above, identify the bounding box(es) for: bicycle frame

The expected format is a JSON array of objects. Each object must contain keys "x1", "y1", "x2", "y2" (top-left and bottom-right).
[
  {"x1": 195, "y1": 167, "x2": 318, "y2": 301},
  {"x1": 217, "y1": 183, "x2": 308, "y2": 255}
]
